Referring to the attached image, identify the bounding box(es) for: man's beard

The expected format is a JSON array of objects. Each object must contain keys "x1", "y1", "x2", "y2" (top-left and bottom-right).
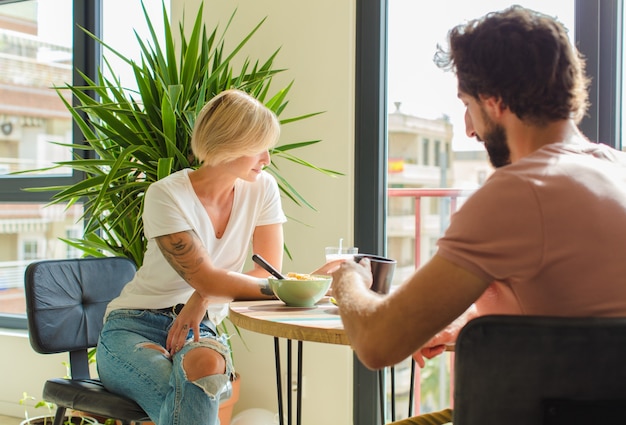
[{"x1": 479, "y1": 108, "x2": 511, "y2": 168}]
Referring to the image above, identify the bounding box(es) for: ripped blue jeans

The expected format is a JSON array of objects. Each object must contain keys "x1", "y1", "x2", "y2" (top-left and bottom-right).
[{"x1": 97, "y1": 308, "x2": 234, "y2": 425}]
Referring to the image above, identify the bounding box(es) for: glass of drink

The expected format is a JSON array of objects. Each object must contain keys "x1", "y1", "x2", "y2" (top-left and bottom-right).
[{"x1": 325, "y1": 246, "x2": 358, "y2": 262}]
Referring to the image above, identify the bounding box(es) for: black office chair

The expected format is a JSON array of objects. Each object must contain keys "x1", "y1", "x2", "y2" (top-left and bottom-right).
[
  {"x1": 453, "y1": 315, "x2": 626, "y2": 425},
  {"x1": 25, "y1": 256, "x2": 234, "y2": 425},
  {"x1": 25, "y1": 257, "x2": 151, "y2": 425}
]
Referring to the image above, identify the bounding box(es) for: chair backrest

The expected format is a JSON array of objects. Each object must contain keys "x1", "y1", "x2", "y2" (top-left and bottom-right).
[
  {"x1": 453, "y1": 315, "x2": 626, "y2": 425},
  {"x1": 25, "y1": 257, "x2": 136, "y2": 355}
]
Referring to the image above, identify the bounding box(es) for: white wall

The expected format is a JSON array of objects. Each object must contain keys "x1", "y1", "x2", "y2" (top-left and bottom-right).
[
  {"x1": 172, "y1": 1, "x2": 357, "y2": 423},
  {"x1": 0, "y1": 1, "x2": 357, "y2": 423},
  {"x1": 0, "y1": 330, "x2": 69, "y2": 419}
]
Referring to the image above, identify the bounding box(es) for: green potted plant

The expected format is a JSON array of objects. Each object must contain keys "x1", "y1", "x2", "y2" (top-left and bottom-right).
[
  {"x1": 23, "y1": 2, "x2": 340, "y2": 424},
  {"x1": 26, "y1": 1, "x2": 338, "y2": 266}
]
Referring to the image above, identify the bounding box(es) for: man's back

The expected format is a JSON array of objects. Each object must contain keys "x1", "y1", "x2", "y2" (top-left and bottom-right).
[{"x1": 437, "y1": 138, "x2": 626, "y2": 316}]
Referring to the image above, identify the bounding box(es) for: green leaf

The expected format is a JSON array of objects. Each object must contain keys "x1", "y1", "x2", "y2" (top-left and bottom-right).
[{"x1": 157, "y1": 157, "x2": 174, "y2": 180}]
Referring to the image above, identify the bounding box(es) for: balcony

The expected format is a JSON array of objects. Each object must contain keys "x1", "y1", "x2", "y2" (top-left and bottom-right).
[{"x1": 383, "y1": 187, "x2": 475, "y2": 421}]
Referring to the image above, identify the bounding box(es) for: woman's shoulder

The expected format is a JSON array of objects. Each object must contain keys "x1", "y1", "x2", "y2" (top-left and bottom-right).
[{"x1": 148, "y1": 169, "x2": 191, "y2": 192}]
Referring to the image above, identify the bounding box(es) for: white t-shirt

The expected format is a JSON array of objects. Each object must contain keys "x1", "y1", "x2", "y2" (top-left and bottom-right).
[{"x1": 105, "y1": 168, "x2": 287, "y2": 323}]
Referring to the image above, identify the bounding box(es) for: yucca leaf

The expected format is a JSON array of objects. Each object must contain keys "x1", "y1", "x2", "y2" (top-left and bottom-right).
[
  {"x1": 157, "y1": 157, "x2": 174, "y2": 180},
  {"x1": 279, "y1": 111, "x2": 325, "y2": 125}
]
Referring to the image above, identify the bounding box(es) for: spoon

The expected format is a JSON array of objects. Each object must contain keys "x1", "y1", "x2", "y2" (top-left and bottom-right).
[{"x1": 252, "y1": 254, "x2": 286, "y2": 280}]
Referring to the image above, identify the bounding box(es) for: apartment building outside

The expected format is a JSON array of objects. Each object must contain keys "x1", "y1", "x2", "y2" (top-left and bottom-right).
[
  {"x1": 0, "y1": 3, "x2": 79, "y2": 314},
  {"x1": 387, "y1": 103, "x2": 493, "y2": 287}
]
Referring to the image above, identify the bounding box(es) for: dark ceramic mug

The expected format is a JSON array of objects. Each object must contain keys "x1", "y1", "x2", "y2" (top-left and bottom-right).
[{"x1": 354, "y1": 254, "x2": 397, "y2": 294}]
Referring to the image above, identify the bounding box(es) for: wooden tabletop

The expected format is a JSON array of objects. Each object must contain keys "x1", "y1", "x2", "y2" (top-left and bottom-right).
[{"x1": 228, "y1": 297, "x2": 350, "y2": 345}]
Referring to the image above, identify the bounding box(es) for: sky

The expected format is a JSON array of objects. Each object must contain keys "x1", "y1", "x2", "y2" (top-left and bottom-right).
[
  {"x1": 36, "y1": 0, "x2": 166, "y2": 90},
  {"x1": 387, "y1": 0, "x2": 575, "y2": 151}
]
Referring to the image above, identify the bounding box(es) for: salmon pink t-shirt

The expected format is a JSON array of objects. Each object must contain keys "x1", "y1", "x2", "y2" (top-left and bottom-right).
[{"x1": 437, "y1": 138, "x2": 626, "y2": 317}]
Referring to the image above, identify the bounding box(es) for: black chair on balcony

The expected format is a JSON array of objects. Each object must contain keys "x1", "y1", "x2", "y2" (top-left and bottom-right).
[{"x1": 453, "y1": 315, "x2": 626, "y2": 425}]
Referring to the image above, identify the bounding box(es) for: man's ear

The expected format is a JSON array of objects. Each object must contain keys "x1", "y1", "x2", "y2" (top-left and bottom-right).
[{"x1": 480, "y1": 95, "x2": 506, "y2": 118}]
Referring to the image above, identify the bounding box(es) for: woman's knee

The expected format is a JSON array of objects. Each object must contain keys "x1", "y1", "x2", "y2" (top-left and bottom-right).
[{"x1": 182, "y1": 346, "x2": 226, "y2": 381}]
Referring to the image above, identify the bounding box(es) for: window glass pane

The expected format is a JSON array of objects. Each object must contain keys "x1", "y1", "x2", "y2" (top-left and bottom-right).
[
  {"x1": 387, "y1": 0, "x2": 575, "y2": 278},
  {"x1": 0, "y1": 0, "x2": 77, "y2": 324},
  {"x1": 102, "y1": 1, "x2": 169, "y2": 89},
  {"x1": 386, "y1": 1, "x2": 575, "y2": 418},
  {"x1": 0, "y1": 0, "x2": 73, "y2": 176},
  {"x1": 0, "y1": 203, "x2": 83, "y2": 315}
]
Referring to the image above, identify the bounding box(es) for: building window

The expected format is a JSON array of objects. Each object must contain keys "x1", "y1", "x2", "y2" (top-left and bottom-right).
[
  {"x1": 422, "y1": 138, "x2": 429, "y2": 165},
  {"x1": 21, "y1": 240, "x2": 39, "y2": 261}
]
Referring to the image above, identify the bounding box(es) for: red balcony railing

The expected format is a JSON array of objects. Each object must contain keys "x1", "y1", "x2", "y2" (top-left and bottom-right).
[
  {"x1": 385, "y1": 187, "x2": 475, "y2": 420},
  {"x1": 387, "y1": 188, "x2": 475, "y2": 267}
]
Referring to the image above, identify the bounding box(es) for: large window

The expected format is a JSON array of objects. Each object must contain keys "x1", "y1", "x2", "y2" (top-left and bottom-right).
[
  {"x1": 0, "y1": 0, "x2": 168, "y2": 328},
  {"x1": 354, "y1": 1, "x2": 622, "y2": 424},
  {"x1": 0, "y1": 0, "x2": 81, "y2": 328},
  {"x1": 385, "y1": 2, "x2": 576, "y2": 418}
]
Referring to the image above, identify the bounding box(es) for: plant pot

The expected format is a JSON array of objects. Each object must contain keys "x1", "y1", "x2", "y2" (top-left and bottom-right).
[{"x1": 20, "y1": 415, "x2": 99, "y2": 425}]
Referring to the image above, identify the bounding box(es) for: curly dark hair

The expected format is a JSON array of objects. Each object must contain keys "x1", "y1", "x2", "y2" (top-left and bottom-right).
[{"x1": 434, "y1": 5, "x2": 590, "y2": 126}]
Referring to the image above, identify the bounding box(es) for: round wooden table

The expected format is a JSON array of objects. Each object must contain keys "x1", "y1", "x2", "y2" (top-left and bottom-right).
[
  {"x1": 228, "y1": 297, "x2": 348, "y2": 345},
  {"x1": 229, "y1": 297, "x2": 346, "y2": 425},
  {"x1": 228, "y1": 297, "x2": 420, "y2": 425}
]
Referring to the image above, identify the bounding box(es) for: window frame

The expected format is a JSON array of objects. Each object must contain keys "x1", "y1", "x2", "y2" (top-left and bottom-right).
[
  {"x1": 576, "y1": 1, "x2": 623, "y2": 149},
  {"x1": 354, "y1": 0, "x2": 388, "y2": 422}
]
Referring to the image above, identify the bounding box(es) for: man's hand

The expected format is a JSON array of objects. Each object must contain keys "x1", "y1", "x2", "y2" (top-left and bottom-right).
[
  {"x1": 331, "y1": 258, "x2": 374, "y2": 295},
  {"x1": 412, "y1": 338, "x2": 449, "y2": 368},
  {"x1": 412, "y1": 304, "x2": 478, "y2": 367}
]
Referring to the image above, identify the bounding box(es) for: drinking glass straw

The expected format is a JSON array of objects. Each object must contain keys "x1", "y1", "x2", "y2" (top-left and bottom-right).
[{"x1": 338, "y1": 238, "x2": 343, "y2": 253}]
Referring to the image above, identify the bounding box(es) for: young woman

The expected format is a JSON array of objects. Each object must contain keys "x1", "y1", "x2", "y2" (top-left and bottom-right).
[{"x1": 97, "y1": 89, "x2": 334, "y2": 424}]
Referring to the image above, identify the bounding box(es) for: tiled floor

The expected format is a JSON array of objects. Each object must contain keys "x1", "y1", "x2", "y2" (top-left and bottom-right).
[{"x1": 0, "y1": 415, "x2": 22, "y2": 425}]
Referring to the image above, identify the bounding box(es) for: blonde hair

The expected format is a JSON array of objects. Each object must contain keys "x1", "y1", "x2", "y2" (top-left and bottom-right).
[{"x1": 191, "y1": 89, "x2": 281, "y2": 166}]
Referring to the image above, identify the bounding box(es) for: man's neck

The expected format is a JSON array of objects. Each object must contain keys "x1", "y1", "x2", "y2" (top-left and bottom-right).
[{"x1": 506, "y1": 118, "x2": 580, "y2": 163}]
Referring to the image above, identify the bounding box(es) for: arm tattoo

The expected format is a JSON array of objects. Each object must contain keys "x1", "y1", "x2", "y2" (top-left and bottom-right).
[
  {"x1": 156, "y1": 230, "x2": 205, "y2": 281},
  {"x1": 259, "y1": 279, "x2": 274, "y2": 296}
]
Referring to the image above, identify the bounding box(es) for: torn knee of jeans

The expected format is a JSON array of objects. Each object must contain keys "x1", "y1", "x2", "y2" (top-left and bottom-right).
[
  {"x1": 191, "y1": 373, "x2": 230, "y2": 399},
  {"x1": 137, "y1": 342, "x2": 170, "y2": 358},
  {"x1": 187, "y1": 338, "x2": 234, "y2": 375}
]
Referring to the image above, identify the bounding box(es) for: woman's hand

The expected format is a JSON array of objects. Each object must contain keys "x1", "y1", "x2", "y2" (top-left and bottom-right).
[
  {"x1": 310, "y1": 258, "x2": 348, "y2": 276},
  {"x1": 166, "y1": 292, "x2": 209, "y2": 355},
  {"x1": 309, "y1": 258, "x2": 352, "y2": 295}
]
